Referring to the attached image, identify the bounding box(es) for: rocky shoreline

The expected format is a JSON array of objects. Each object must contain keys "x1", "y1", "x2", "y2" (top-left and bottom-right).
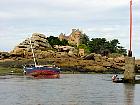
[
  {"x1": 1, "y1": 52, "x2": 140, "y2": 74},
  {"x1": 54, "y1": 53, "x2": 125, "y2": 73}
]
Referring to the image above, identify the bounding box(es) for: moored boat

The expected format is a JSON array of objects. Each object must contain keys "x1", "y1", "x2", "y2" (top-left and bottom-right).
[
  {"x1": 112, "y1": 75, "x2": 124, "y2": 83},
  {"x1": 23, "y1": 38, "x2": 60, "y2": 79},
  {"x1": 112, "y1": 79, "x2": 124, "y2": 83},
  {"x1": 23, "y1": 65, "x2": 60, "y2": 79}
]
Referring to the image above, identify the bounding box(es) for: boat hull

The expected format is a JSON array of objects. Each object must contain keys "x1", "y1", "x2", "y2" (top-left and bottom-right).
[
  {"x1": 31, "y1": 70, "x2": 60, "y2": 79},
  {"x1": 113, "y1": 80, "x2": 124, "y2": 83},
  {"x1": 24, "y1": 66, "x2": 60, "y2": 79},
  {"x1": 33, "y1": 74, "x2": 60, "y2": 79},
  {"x1": 112, "y1": 78, "x2": 128, "y2": 83}
]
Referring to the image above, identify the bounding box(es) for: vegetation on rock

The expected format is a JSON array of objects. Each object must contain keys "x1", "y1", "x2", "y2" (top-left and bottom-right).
[
  {"x1": 47, "y1": 36, "x2": 69, "y2": 47},
  {"x1": 87, "y1": 38, "x2": 127, "y2": 56}
]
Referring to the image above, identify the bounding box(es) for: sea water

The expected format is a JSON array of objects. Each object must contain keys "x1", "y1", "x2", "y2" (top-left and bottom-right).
[{"x1": 0, "y1": 74, "x2": 140, "y2": 105}]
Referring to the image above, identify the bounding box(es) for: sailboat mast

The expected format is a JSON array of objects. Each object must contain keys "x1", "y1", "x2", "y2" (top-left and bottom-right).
[{"x1": 30, "y1": 39, "x2": 37, "y2": 66}]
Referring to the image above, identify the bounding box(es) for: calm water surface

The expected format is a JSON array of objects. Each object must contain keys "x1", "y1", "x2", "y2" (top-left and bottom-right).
[{"x1": 0, "y1": 74, "x2": 140, "y2": 105}]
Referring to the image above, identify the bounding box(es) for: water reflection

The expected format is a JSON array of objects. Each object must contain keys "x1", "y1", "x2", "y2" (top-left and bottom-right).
[{"x1": 123, "y1": 84, "x2": 135, "y2": 105}]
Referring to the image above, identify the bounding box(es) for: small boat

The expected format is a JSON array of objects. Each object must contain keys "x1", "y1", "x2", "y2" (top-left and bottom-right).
[
  {"x1": 112, "y1": 75, "x2": 124, "y2": 83},
  {"x1": 23, "y1": 38, "x2": 60, "y2": 79},
  {"x1": 112, "y1": 79, "x2": 124, "y2": 83}
]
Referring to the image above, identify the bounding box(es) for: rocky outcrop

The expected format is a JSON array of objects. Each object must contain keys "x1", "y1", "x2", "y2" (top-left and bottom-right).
[
  {"x1": 74, "y1": 53, "x2": 126, "y2": 72},
  {"x1": 0, "y1": 52, "x2": 10, "y2": 60},
  {"x1": 10, "y1": 33, "x2": 52, "y2": 55}
]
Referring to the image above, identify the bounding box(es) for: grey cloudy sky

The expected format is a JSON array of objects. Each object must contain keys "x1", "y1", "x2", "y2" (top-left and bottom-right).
[{"x1": 0, "y1": 0, "x2": 139, "y2": 58}]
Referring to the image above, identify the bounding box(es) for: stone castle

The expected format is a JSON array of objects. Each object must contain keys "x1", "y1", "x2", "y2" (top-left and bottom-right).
[{"x1": 59, "y1": 29, "x2": 82, "y2": 46}]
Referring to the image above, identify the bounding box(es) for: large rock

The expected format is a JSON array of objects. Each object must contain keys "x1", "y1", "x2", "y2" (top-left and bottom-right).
[
  {"x1": 83, "y1": 53, "x2": 95, "y2": 60},
  {"x1": 83, "y1": 53, "x2": 102, "y2": 62},
  {"x1": 0, "y1": 52, "x2": 10, "y2": 59},
  {"x1": 114, "y1": 56, "x2": 125, "y2": 63},
  {"x1": 11, "y1": 33, "x2": 52, "y2": 55},
  {"x1": 94, "y1": 54, "x2": 102, "y2": 62}
]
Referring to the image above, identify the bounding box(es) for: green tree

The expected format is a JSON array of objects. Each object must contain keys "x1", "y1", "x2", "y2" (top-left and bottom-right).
[
  {"x1": 110, "y1": 39, "x2": 119, "y2": 53},
  {"x1": 110, "y1": 39, "x2": 126, "y2": 55},
  {"x1": 47, "y1": 36, "x2": 69, "y2": 47},
  {"x1": 47, "y1": 36, "x2": 61, "y2": 47},
  {"x1": 60, "y1": 39, "x2": 69, "y2": 46},
  {"x1": 87, "y1": 38, "x2": 126, "y2": 55},
  {"x1": 116, "y1": 46, "x2": 127, "y2": 55},
  {"x1": 78, "y1": 44, "x2": 90, "y2": 54},
  {"x1": 80, "y1": 33, "x2": 89, "y2": 45},
  {"x1": 88, "y1": 38, "x2": 109, "y2": 54}
]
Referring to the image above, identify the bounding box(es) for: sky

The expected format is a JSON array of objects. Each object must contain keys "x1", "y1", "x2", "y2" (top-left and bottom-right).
[{"x1": 0, "y1": 0, "x2": 139, "y2": 58}]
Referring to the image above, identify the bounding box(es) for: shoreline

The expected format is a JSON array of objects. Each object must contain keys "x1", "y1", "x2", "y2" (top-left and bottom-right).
[
  {"x1": 0, "y1": 66, "x2": 125, "y2": 76},
  {"x1": 0, "y1": 57, "x2": 140, "y2": 76}
]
